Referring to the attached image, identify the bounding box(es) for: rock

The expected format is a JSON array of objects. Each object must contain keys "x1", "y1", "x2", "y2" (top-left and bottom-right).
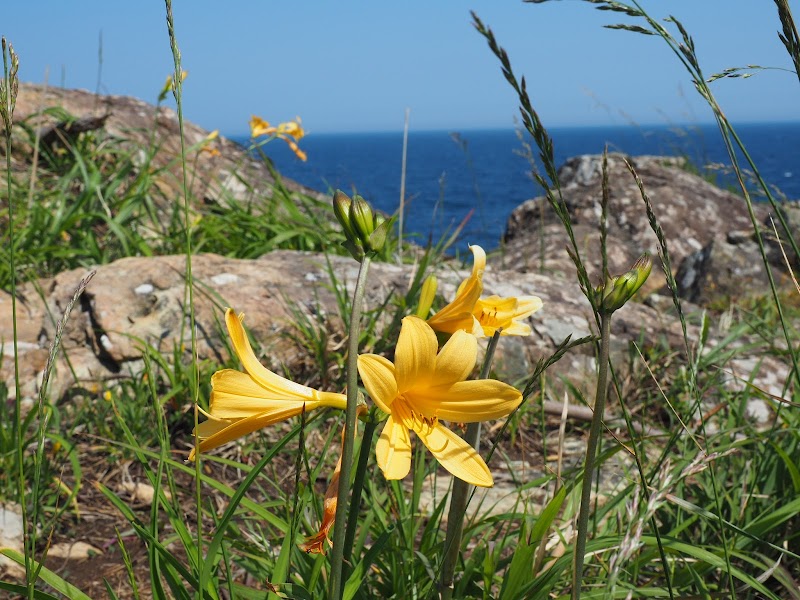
[
  {"x1": 502, "y1": 154, "x2": 771, "y2": 293},
  {"x1": 0, "y1": 504, "x2": 25, "y2": 577},
  {"x1": 47, "y1": 541, "x2": 102, "y2": 561},
  {"x1": 676, "y1": 233, "x2": 768, "y2": 305}
]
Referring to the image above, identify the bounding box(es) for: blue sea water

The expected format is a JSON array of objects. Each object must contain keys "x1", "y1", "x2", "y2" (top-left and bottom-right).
[{"x1": 248, "y1": 122, "x2": 800, "y2": 251}]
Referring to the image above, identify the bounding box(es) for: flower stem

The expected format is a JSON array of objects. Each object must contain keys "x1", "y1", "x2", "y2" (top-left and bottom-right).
[
  {"x1": 572, "y1": 312, "x2": 611, "y2": 600},
  {"x1": 328, "y1": 255, "x2": 372, "y2": 600},
  {"x1": 343, "y1": 409, "x2": 378, "y2": 562},
  {"x1": 439, "y1": 330, "x2": 502, "y2": 600}
]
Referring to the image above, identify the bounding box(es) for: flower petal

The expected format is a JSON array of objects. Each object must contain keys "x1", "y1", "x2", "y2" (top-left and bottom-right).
[
  {"x1": 456, "y1": 244, "x2": 486, "y2": 295},
  {"x1": 410, "y1": 379, "x2": 522, "y2": 422},
  {"x1": 189, "y1": 404, "x2": 310, "y2": 460},
  {"x1": 432, "y1": 330, "x2": 477, "y2": 387},
  {"x1": 414, "y1": 422, "x2": 493, "y2": 487},
  {"x1": 395, "y1": 316, "x2": 438, "y2": 392},
  {"x1": 191, "y1": 405, "x2": 306, "y2": 459},
  {"x1": 357, "y1": 354, "x2": 398, "y2": 413},
  {"x1": 208, "y1": 369, "x2": 315, "y2": 419},
  {"x1": 225, "y1": 308, "x2": 316, "y2": 400},
  {"x1": 427, "y1": 277, "x2": 483, "y2": 335},
  {"x1": 427, "y1": 246, "x2": 485, "y2": 336},
  {"x1": 375, "y1": 415, "x2": 411, "y2": 480},
  {"x1": 516, "y1": 295, "x2": 543, "y2": 316},
  {"x1": 474, "y1": 295, "x2": 543, "y2": 337}
]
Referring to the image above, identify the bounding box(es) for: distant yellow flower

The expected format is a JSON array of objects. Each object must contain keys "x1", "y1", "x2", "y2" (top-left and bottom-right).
[
  {"x1": 249, "y1": 115, "x2": 307, "y2": 161},
  {"x1": 158, "y1": 70, "x2": 188, "y2": 101},
  {"x1": 199, "y1": 130, "x2": 221, "y2": 158},
  {"x1": 358, "y1": 316, "x2": 522, "y2": 487},
  {"x1": 190, "y1": 308, "x2": 346, "y2": 461},
  {"x1": 249, "y1": 115, "x2": 273, "y2": 138},
  {"x1": 426, "y1": 245, "x2": 542, "y2": 338}
]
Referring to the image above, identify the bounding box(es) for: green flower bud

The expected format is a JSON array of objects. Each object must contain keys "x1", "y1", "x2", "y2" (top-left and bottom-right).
[
  {"x1": 368, "y1": 213, "x2": 396, "y2": 254},
  {"x1": 349, "y1": 194, "x2": 375, "y2": 243},
  {"x1": 597, "y1": 253, "x2": 652, "y2": 314},
  {"x1": 332, "y1": 190, "x2": 366, "y2": 261},
  {"x1": 332, "y1": 190, "x2": 357, "y2": 238}
]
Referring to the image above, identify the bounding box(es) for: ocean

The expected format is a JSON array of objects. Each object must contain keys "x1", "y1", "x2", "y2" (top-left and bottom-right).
[{"x1": 249, "y1": 122, "x2": 800, "y2": 251}]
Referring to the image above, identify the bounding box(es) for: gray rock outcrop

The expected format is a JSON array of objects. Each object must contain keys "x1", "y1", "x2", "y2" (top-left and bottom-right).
[{"x1": 502, "y1": 154, "x2": 778, "y2": 302}]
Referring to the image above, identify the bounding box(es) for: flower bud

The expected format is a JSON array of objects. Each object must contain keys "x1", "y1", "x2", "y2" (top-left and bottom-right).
[
  {"x1": 349, "y1": 194, "x2": 375, "y2": 243},
  {"x1": 368, "y1": 213, "x2": 397, "y2": 254},
  {"x1": 416, "y1": 275, "x2": 438, "y2": 319},
  {"x1": 332, "y1": 190, "x2": 365, "y2": 261},
  {"x1": 597, "y1": 253, "x2": 652, "y2": 313}
]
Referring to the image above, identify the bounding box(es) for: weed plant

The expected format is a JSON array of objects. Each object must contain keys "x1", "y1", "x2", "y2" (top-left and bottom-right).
[{"x1": 2, "y1": 2, "x2": 800, "y2": 599}]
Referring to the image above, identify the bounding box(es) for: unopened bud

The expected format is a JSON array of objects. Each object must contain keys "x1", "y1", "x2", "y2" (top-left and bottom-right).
[
  {"x1": 332, "y1": 190, "x2": 365, "y2": 261},
  {"x1": 597, "y1": 253, "x2": 652, "y2": 313},
  {"x1": 416, "y1": 275, "x2": 438, "y2": 319},
  {"x1": 349, "y1": 194, "x2": 375, "y2": 242}
]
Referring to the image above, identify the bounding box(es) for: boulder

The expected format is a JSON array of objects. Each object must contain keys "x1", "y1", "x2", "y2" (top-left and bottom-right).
[
  {"x1": 502, "y1": 154, "x2": 773, "y2": 296},
  {"x1": 676, "y1": 230, "x2": 770, "y2": 306}
]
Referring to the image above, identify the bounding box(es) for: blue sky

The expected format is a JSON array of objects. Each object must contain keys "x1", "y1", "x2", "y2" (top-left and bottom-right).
[{"x1": 4, "y1": 1, "x2": 797, "y2": 135}]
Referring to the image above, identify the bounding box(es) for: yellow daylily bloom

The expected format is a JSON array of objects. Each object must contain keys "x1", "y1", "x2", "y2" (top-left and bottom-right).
[
  {"x1": 426, "y1": 244, "x2": 542, "y2": 338},
  {"x1": 357, "y1": 316, "x2": 522, "y2": 487},
  {"x1": 474, "y1": 295, "x2": 543, "y2": 337},
  {"x1": 249, "y1": 114, "x2": 307, "y2": 161},
  {"x1": 276, "y1": 116, "x2": 305, "y2": 140},
  {"x1": 249, "y1": 115, "x2": 274, "y2": 138},
  {"x1": 190, "y1": 308, "x2": 346, "y2": 461}
]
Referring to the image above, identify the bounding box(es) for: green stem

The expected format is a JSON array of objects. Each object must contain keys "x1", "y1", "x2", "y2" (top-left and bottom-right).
[
  {"x1": 572, "y1": 312, "x2": 611, "y2": 600},
  {"x1": 439, "y1": 330, "x2": 502, "y2": 600},
  {"x1": 162, "y1": 4, "x2": 201, "y2": 596},
  {"x1": 343, "y1": 410, "x2": 379, "y2": 562},
  {"x1": 328, "y1": 254, "x2": 372, "y2": 600},
  {"x1": 1, "y1": 39, "x2": 30, "y2": 597}
]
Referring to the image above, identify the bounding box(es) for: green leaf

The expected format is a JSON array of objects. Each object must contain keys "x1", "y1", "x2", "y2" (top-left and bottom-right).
[
  {"x1": 342, "y1": 525, "x2": 395, "y2": 600},
  {"x1": 0, "y1": 548, "x2": 92, "y2": 600},
  {"x1": 500, "y1": 486, "x2": 566, "y2": 599}
]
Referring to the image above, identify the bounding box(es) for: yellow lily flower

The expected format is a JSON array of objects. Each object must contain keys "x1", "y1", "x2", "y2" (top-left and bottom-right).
[
  {"x1": 426, "y1": 244, "x2": 542, "y2": 338},
  {"x1": 190, "y1": 308, "x2": 347, "y2": 461},
  {"x1": 249, "y1": 115, "x2": 274, "y2": 138},
  {"x1": 474, "y1": 295, "x2": 543, "y2": 337},
  {"x1": 357, "y1": 316, "x2": 522, "y2": 487},
  {"x1": 249, "y1": 114, "x2": 307, "y2": 161}
]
